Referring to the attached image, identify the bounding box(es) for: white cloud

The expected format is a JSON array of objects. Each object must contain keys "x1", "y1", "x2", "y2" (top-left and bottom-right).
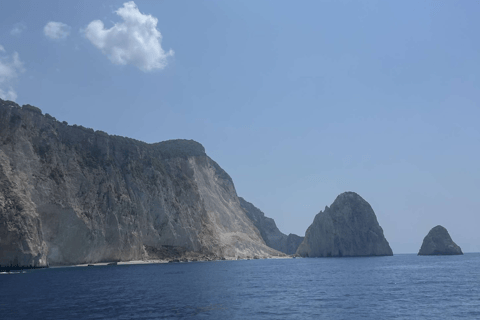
[
  {"x1": 10, "y1": 23, "x2": 27, "y2": 36},
  {"x1": 44, "y1": 21, "x2": 71, "y2": 40},
  {"x1": 0, "y1": 46, "x2": 25, "y2": 101},
  {"x1": 84, "y1": 1, "x2": 173, "y2": 72}
]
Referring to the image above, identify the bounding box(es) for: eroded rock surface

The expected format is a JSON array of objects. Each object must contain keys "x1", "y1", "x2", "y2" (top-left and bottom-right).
[
  {"x1": 239, "y1": 197, "x2": 304, "y2": 254},
  {"x1": 418, "y1": 225, "x2": 463, "y2": 255},
  {"x1": 296, "y1": 192, "x2": 393, "y2": 257},
  {"x1": 0, "y1": 99, "x2": 282, "y2": 269}
]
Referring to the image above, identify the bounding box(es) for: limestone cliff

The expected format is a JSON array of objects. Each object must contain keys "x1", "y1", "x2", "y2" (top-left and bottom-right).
[
  {"x1": 0, "y1": 99, "x2": 282, "y2": 269},
  {"x1": 418, "y1": 225, "x2": 463, "y2": 255},
  {"x1": 296, "y1": 192, "x2": 393, "y2": 257},
  {"x1": 239, "y1": 197, "x2": 304, "y2": 254}
]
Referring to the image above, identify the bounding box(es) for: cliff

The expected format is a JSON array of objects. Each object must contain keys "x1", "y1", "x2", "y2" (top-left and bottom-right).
[
  {"x1": 418, "y1": 225, "x2": 463, "y2": 255},
  {"x1": 239, "y1": 197, "x2": 304, "y2": 254},
  {"x1": 296, "y1": 192, "x2": 393, "y2": 257},
  {"x1": 0, "y1": 99, "x2": 282, "y2": 269}
]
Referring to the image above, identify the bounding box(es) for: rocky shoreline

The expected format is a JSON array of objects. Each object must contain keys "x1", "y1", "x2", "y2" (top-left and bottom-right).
[{"x1": 76, "y1": 254, "x2": 294, "y2": 267}]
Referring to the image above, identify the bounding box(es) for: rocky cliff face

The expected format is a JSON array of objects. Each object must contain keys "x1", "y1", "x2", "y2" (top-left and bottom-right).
[
  {"x1": 0, "y1": 99, "x2": 282, "y2": 269},
  {"x1": 239, "y1": 197, "x2": 304, "y2": 255},
  {"x1": 418, "y1": 225, "x2": 463, "y2": 255},
  {"x1": 296, "y1": 192, "x2": 393, "y2": 257}
]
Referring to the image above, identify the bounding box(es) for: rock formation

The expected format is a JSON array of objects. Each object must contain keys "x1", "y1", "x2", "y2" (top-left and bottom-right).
[
  {"x1": 418, "y1": 225, "x2": 463, "y2": 255},
  {"x1": 296, "y1": 192, "x2": 393, "y2": 257},
  {"x1": 239, "y1": 197, "x2": 304, "y2": 254},
  {"x1": 0, "y1": 99, "x2": 283, "y2": 269}
]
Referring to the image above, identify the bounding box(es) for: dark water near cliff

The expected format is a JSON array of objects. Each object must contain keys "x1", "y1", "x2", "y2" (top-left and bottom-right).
[{"x1": 2, "y1": 254, "x2": 480, "y2": 319}]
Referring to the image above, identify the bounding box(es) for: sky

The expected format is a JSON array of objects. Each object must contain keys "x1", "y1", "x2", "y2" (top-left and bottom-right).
[{"x1": 1, "y1": 0, "x2": 479, "y2": 254}]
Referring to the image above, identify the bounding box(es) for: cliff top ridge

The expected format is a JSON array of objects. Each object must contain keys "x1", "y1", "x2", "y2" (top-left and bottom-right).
[{"x1": 0, "y1": 98, "x2": 205, "y2": 159}]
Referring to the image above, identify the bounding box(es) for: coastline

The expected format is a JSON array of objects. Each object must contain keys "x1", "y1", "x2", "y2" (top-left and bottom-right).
[
  {"x1": 50, "y1": 255, "x2": 294, "y2": 269},
  {"x1": 72, "y1": 255, "x2": 294, "y2": 268},
  {"x1": 1, "y1": 255, "x2": 295, "y2": 272}
]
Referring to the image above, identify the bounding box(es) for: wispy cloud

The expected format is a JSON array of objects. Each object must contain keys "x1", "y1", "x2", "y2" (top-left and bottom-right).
[
  {"x1": 84, "y1": 1, "x2": 174, "y2": 72},
  {"x1": 44, "y1": 21, "x2": 71, "y2": 40},
  {"x1": 10, "y1": 23, "x2": 27, "y2": 36},
  {"x1": 0, "y1": 45, "x2": 25, "y2": 101}
]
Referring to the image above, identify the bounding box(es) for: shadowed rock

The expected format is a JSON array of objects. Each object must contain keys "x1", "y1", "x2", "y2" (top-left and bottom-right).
[
  {"x1": 296, "y1": 192, "x2": 393, "y2": 257},
  {"x1": 239, "y1": 197, "x2": 304, "y2": 254},
  {"x1": 418, "y1": 225, "x2": 463, "y2": 255}
]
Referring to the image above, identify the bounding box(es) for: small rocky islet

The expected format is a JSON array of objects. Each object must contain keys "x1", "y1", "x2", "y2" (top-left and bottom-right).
[{"x1": 418, "y1": 225, "x2": 463, "y2": 256}]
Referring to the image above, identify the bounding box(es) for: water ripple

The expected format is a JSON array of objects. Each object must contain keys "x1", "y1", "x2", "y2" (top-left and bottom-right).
[{"x1": 1, "y1": 254, "x2": 480, "y2": 319}]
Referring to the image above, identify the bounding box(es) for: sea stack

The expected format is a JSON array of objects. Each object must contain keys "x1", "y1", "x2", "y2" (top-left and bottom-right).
[
  {"x1": 418, "y1": 225, "x2": 463, "y2": 255},
  {"x1": 296, "y1": 192, "x2": 393, "y2": 257}
]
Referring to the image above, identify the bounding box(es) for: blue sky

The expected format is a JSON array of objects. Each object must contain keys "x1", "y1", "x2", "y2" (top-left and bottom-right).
[{"x1": 1, "y1": 0, "x2": 479, "y2": 253}]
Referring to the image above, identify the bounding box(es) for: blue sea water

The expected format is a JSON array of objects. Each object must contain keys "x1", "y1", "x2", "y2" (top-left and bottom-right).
[{"x1": 1, "y1": 253, "x2": 480, "y2": 319}]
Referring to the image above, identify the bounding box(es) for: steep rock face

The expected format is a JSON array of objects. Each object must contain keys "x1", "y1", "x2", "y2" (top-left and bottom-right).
[
  {"x1": 286, "y1": 234, "x2": 304, "y2": 255},
  {"x1": 418, "y1": 225, "x2": 463, "y2": 255},
  {"x1": 239, "y1": 197, "x2": 304, "y2": 254},
  {"x1": 0, "y1": 99, "x2": 281, "y2": 268},
  {"x1": 296, "y1": 192, "x2": 393, "y2": 257}
]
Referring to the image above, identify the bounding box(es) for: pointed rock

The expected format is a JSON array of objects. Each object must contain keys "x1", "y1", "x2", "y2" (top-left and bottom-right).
[
  {"x1": 296, "y1": 192, "x2": 393, "y2": 257},
  {"x1": 418, "y1": 225, "x2": 463, "y2": 255}
]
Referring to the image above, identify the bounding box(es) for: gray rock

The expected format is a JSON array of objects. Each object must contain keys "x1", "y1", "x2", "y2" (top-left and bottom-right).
[
  {"x1": 418, "y1": 225, "x2": 463, "y2": 255},
  {"x1": 0, "y1": 99, "x2": 282, "y2": 268},
  {"x1": 239, "y1": 197, "x2": 304, "y2": 254},
  {"x1": 286, "y1": 233, "x2": 304, "y2": 255},
  {"x1": 296, "y1": 192, "x2": 393, "y2": 257}
]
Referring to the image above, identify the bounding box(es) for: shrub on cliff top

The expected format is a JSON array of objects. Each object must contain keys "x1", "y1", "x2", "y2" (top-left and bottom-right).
[
  {"x1": 22, "y1": 104, "x2": 43, "y2": 114},
  {"x1": 45, "y1": 113, "x2": 56, "y2": 121},
  {"x1": 22, "y1": 104, "x2": 42, "y2": 114}
]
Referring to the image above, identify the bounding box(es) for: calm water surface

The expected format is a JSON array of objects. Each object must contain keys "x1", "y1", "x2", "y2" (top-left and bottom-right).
[{"x1": 2, "y1": 254, "x2": 480, "y2": 319}]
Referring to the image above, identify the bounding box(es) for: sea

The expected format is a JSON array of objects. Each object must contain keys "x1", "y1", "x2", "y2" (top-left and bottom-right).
[{"x1": 1, "y1": 253, "x2": 479, "y2": 319}]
